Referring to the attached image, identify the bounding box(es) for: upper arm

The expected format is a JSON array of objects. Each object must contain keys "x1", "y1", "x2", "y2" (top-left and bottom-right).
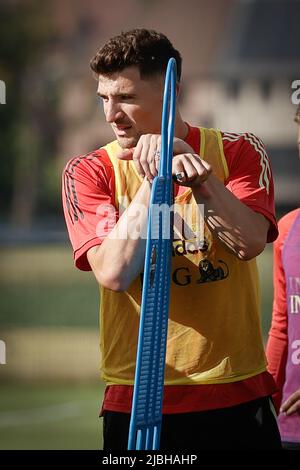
[
  {"x1": 269, "y1": 214, "x2": 294, "y2": 340},
  {"x1": 86, "y1": 245, "x2": 101, "y2": 273},
  {"x1": 223, "y1": 132, "x2": 278, "y2": 243},
  {"x1": 266, "y1": 216, "x2": 290, "y2": 406},
  {"x1": 250, "y1": 211, "x2": 271, "y2": 243},
  {"x1": 62, "y1": 152, "x2": 117, "y2": 270}
]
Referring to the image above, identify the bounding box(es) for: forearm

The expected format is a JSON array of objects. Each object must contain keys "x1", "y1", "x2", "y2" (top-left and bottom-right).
[
  {"x1": 88, "y1": 178, "x2": 151, "y2": 290},
  {"x1": 192, "y1": 175, "x2": 269, "y2": 260}
]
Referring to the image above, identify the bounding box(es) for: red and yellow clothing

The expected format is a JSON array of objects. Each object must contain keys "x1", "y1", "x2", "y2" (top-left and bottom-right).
[{"x1": 62, "y1": 125, "x2": 278, "y2": 413}]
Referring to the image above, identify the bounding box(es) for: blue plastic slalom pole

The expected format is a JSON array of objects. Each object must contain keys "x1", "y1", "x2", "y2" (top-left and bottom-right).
[{"x1": 128, "y1": 58, "x2": 177, "y2": 451}]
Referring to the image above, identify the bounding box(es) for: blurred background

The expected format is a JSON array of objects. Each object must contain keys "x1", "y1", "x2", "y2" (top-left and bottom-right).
[{"x1": 0, "y1": 0, "x2": 299, "y2": 450}]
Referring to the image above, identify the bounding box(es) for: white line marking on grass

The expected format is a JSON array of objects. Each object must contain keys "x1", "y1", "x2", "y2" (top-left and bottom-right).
[{"x1": 0, "y1": 401, "x2": 81, "y2": 427}]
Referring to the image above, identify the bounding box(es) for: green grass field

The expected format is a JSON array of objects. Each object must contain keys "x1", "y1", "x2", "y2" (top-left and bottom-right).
[
  {"x1": 0, "y1": 245, "x2": 99, "y2": 327},
  {"x1": 0, "y1": 383, "x2": 105, "y2": 450},
  {"x1": 0, "y1": 245, "x2": 105, "y2": 449},
  {"x1": 0, "y1": 243, "x2": 275, "y2": 449}
]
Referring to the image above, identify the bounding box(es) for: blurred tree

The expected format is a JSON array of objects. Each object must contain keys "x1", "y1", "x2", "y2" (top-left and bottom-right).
[{"x1": 0, "y1": 0, "x2": 59, "y2": 227}]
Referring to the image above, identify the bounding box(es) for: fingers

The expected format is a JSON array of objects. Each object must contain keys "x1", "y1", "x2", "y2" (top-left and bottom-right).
[
  {"x1": 131, "y1": 138, "x2": 144, "y2": 177},
  {"x1": 132, "y1": 134, "x2": 161, "y2": 182},
  {"x1": 144, "y1": 135, "x2": 159, "y2": 182},
  {"x1": 173, "y1": 171, "x2": 185, "y2": 183},
  {"x1": 154, "y1": 136, "x2": 161, "y2": 173},
  {"x1": 149, "y1": 135, "x2": 161, "y2": 177},
  {"x1": 172, "y1": 154, "x2": 212, "y2": 187},
  {"x1": 172, "y1": 158, "x2": 186, "y2": 183},
  {"x1": 154, "y1": 149, "x2": 161, "y2": 174},
  {"x1": 280, "y1": 389, "x2": 300, "y2": 415},
  {"x1": 181, "y1": 156, "x2": 200, "y2": 181},
  {"x1": 117, "y1": 136, "x2": 211, "y2": 188}
]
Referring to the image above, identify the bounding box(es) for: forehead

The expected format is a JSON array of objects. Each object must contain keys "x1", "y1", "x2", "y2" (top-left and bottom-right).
[{"x1": 97, "y1": 66, "x2": 163, "y2": 95}]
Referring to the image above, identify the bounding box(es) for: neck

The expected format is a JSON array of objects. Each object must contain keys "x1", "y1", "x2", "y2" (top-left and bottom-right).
[{"x1": 174, "y1": 114, "x2": 189, "y2": 140}]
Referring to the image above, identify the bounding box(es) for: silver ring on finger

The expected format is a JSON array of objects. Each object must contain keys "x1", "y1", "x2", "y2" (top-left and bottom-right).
[{"x1": 175, "y1": 171, "x2": 185, "y2": 181}]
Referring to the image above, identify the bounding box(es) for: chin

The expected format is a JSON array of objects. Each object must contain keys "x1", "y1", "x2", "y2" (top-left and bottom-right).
[{"x1": 117, "y1": 136, "x2": 138, "y2": 149}]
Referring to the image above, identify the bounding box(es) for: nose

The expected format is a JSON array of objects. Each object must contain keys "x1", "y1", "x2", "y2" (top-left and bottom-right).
[{"x1": 104, "y1": 99, "x2": 124, "y2": 124}]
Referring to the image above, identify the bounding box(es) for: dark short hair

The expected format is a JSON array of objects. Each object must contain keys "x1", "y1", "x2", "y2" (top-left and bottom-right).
[{"x1": 90, "y1": 28, "x2": 182, "y2": 81}]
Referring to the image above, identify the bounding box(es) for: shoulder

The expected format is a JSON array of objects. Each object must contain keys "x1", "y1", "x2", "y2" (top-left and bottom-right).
[
  {"x1": 278, "y1": 208, "x2": 300, "y2": 235},
  {"x1": 220, "y1": 131, "x2": 272, "y2": 188},
  {"x1": 221, "y1": 131, "x2": 268, "y2": 163},
  {"x1": 273, "y1": 209, "x2": 300, "y2": 252},
  {"x1": 63, "y1": 147, "x2": 114, "y2": 183}
]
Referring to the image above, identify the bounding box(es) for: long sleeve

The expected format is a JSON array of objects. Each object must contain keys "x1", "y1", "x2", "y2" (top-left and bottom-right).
[{"x1": 266, "y1": 214, "x2": 293, "y2": 413}]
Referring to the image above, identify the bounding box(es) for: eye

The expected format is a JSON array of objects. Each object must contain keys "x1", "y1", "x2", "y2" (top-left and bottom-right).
[
  {"x1": 98, "y1": 94, "x2": 108, "y2": 103},
  {"x1": 120, "y1": 94, "x2": 135, "y2": 102}
]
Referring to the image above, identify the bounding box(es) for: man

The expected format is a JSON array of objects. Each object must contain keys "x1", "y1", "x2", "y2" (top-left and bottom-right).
[
  {"x1": 266, "y1": 104, "x2": 300, "y2": 450},
  {"x1": 62, "y1": 29, "x2": 281, "y2": 450}
]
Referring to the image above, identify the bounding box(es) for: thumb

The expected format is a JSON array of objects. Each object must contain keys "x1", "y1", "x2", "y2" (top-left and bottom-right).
[{"x1": 117, "y1": 148, "x2": 135, "y2": 160}]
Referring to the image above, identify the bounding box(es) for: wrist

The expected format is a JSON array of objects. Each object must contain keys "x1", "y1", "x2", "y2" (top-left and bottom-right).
[{"x1": 192, "y1": 174, "x2": 214, "y2": 200}]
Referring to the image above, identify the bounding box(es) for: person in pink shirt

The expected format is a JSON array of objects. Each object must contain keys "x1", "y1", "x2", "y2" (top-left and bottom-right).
[{"x1": 266, "y1": 103, "x2": 300, "y2": 450}]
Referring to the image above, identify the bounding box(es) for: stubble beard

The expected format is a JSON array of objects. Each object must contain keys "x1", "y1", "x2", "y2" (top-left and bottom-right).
[{"x1": 116, "y1": 134, "x2": 140, "y2": 150}]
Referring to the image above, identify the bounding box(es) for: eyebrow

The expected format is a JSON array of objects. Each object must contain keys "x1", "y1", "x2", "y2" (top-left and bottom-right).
[{"x1": 97, "y1": 92, "x2": 137, "y2": 98}]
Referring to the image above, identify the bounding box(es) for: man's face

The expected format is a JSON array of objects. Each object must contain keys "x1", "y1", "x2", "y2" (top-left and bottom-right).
[{"x1": 97, "y1": 66, "x2": 164, "y2": 149}]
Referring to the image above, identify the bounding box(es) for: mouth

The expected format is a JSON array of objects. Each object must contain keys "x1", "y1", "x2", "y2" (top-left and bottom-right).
[{"x1": 113, "y1": 124, "x2": 132, "y2": 136}]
